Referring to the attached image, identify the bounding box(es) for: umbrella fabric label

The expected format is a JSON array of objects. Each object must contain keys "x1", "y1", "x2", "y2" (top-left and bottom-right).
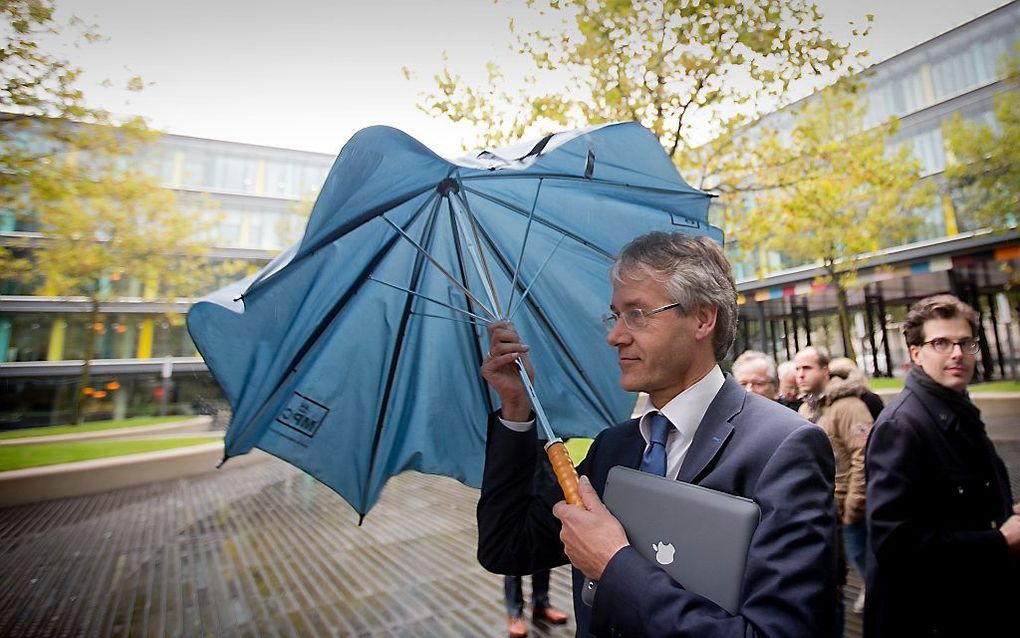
[{"x1": 274, "y1": 392, "x2": 329, "y2": 439}]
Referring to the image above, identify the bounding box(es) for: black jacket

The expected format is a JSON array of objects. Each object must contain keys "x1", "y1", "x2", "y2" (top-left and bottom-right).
[{"x1": 864, "y1": 369, "x2": 1018, "y2": 637}]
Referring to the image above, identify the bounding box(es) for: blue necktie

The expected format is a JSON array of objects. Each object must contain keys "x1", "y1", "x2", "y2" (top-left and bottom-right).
[{"x1": 640, "y1": 412, "x2": 671, "y2": 477}]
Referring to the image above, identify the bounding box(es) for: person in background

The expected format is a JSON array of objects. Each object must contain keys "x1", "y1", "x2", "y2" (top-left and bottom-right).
[
  {"x1": 503, "y1": 442, "x2": 571, "y2": 637},
  {"x1": 865, "y1": 294, "x2": 1020, "y2": 636},
  {"x1": 504, "y1": 571, "x2": 568, "y2": 637},
  {"x1": 825, "y1": 357, "x2": 874, "y2": 615},
  {"x1": 776, "y1": 360, "x2": 803, "y2": 412},
  {"x1": 831, "y1": 357, "x2": 885, "y2": 422},
  {"x1": 795, "y1": 346, "x2": 873, "y2": 632},
  {"x1": 731, "y1": 350, "x2": 778, "y2": 399}
]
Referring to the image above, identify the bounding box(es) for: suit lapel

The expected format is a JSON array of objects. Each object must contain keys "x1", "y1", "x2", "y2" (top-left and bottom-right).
[
  {"x1": 677, "y1": 377, "x2": 744, "y2": 483},
  {"x1": 618, "y1": 419, "x2": 646, "y2": 469}
]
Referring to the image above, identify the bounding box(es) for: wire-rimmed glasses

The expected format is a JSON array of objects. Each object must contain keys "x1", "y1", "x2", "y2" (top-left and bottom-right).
[{"x1": 601, "y1": 302, "x2": 682, "y2": 332}]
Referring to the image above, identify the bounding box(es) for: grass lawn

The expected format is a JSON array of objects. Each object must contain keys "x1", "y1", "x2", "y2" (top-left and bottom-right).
[
  {"x1": 0, "y1": 416, "x2": 190, "y2": 441},
  {"x1": 867, "y1": 377, "x2": 905, "y2": 390},
  {"x1": 868, "y1": 377, "x2": 1020, "y2": 393},
  {"x1": 565, "y1": 437, "x2": 594, "y2": 465},
  {"x1": 0, "y1": 436, "x2": 221, "y2": 471}
]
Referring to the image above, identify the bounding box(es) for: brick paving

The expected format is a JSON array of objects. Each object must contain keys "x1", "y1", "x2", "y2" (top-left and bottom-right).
[
  {"x1": 3, "y1": 437, "x2": 1018, "y2": 637},
  {"x1": 0, "y1": 458, "x2": 573, "y2": 637}
]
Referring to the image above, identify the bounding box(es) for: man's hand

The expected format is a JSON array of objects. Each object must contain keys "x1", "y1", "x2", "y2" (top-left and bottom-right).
[
  {"x1": 480, "y1": 321, "x2": 534, "y2": 421},
  {"x1": 1001, "y1": 503, "x2": 1020, "y2": 557},
  {"x1": 552, "y1": 476, "x2": 629, "y2": 580}
]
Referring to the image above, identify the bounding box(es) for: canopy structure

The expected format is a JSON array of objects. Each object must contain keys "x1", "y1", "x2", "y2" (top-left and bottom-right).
[{"x1": 187, "y1": 122, "x2": 720, "y2": 517}]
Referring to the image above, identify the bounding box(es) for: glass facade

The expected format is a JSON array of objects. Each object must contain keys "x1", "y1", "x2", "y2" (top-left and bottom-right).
[
  {"x1": 0, "y1": 369, "x2": 226, "y2": 429},
  {"x1": 728, "y1": 3, "x2": 1020, "y2": 275},
  {"x1": 0, "y1": 312, "x2": 198, "y2": 363}
]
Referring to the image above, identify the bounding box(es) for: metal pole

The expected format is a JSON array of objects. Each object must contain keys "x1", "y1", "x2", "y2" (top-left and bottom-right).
[
  {"x1": 876, "y1": 293, "x2": 893, "y2": 377},
  {"x1": 987, "y1": 293, "x2": 1006, "y2": 379},
  {"x1": 449, "y1": 197, "x2": 560, "y2": 443},
  {"x1": 864, "y1": 293, "x2": 879, "y2": 378},
  {"x1": 757, "y1": 302, "x2": 768, "y2": 353}
]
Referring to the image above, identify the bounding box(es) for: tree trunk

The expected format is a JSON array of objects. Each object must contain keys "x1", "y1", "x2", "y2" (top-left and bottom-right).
[
  {"x1": 833, "y1": 274, "x2": 858, "y2": 363},
  {"x1": 72, "y1": 296, "x2": 100, "y2": 425}
]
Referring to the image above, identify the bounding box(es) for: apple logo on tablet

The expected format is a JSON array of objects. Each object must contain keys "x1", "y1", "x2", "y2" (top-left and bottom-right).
[{"x1": 652, "y1": 541, "x2": 675, "y2": 565}]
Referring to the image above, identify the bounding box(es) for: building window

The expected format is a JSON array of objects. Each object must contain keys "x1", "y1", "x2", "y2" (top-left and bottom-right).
[
  {"x1": 180, "y1": 149, "x2": 213, "y2": 189},
  {"x1": 904, "y1": 128, "x2": 947, "y2": 176},
  {"x1": 4, "y1": 315, "x2": 52, "y2": 362},
  {"x1": 898, "y1": 72, "x2": 926, "y2": 115},
  {"x1": 212, "y1": 154, "x2": 257, "y2": 193}
]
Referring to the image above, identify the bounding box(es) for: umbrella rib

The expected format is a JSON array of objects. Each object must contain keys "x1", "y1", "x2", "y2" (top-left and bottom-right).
[
  {"x1": 368, "y1": 277, "x2": 492, "y2": 324},
  {"x1": 409, "y1": 311, "x2": 489, "y2": 328},
  {"x1": 469, "y1": 215, "x2": 620, "y2": 425},
  {"x1": 220, "y1": 191, "x2": 440, "y2": 463},
  {"x1": 447, "y1": 207, "x2": 495, "y2": 415},
  {"x1": 362, "y1": 193, "x2": 448, "y2": 517},
  {"x1": 242, "y1": 184, "x2": 441, "y2": 299},
  {"x1": 460, "y1": 171, "x2": 709, "y2": 198},
  {"x1": 505, "y1": 179, "x2": 543, "y2": 317},
  {"x1": 507, "y1": 234, "x2": 567, "y2": 322},
  {"x1": 381, "y1": 214, "x2": 498, "y2": 321},
  {"x1": 460, "y1": 185, "x2": 614, "y2": 261},
  {"x1": 448, "y1": 182, "x2": 562, "y2": 441},
  {"x1": 448, "y1": 187, "x2": 504, "y2": 318}
]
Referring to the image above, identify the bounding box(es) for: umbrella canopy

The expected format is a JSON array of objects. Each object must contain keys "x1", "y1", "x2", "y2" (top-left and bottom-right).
[{"x1": 187, "y1": 122, "x2": 720, "y2": 517}]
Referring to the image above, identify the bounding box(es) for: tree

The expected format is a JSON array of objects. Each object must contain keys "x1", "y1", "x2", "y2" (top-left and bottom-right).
[
  {"x1": 1, "y1": 0, "x2": 209, "y2": 423},
  {"x1": 415, "y1": 0, "x2": 870, "y2": 190},
  {"x1": 2, "y1": 128, "x2": 210, "y2": 422},
  {"x1": 733, "y1": 84, "x2": 935, "y2": 360},
  {"x1": 942, "y1": 46, "x2": 1020, "y2": 232}
]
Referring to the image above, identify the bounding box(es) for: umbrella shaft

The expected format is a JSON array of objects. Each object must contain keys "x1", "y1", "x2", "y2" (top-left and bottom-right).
[{"x1": 515, "y1": 357, "x2": 558, "y2": 443}]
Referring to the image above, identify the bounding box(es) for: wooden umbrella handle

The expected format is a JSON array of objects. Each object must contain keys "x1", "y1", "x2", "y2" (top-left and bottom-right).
[{"x1": 546, "y1": 441, "x2": 582, "y2": 506}]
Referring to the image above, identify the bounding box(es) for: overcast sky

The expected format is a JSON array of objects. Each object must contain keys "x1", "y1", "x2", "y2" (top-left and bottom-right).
[{"x1": 55, "y1": 0, "x2": 1014, "y2": 157}]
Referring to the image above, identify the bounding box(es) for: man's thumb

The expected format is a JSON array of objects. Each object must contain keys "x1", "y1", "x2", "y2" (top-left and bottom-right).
[{"x1": 578, "y1": 476, "x2": 604, "y2": 511}]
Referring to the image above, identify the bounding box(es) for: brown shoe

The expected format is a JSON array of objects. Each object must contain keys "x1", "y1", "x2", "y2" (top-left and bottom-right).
[
  {"x1": 533, "y1": 605, "x2": 569, "y2": 624},
  {"x1": 507, "y1": 616, "x2": 528, "y2": 638}
]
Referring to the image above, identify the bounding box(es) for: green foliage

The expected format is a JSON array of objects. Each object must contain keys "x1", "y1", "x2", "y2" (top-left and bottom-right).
[
  {"x1": 415, "y1": 0, "x2": 869, "y2": 163},
  {"x1": 732, "y1": 83, "x2": 936, "y2": 358},
  {"x1": 942, "y1": 44, "x2": 1020, "y2": 231},
  {"x1": 734, "y1": 86, "x2": 934, "y2": 266},
  {"x1": 0, "y1": 0, "x2": 216, "y2": 422},
  {"x1": 0, "y1": 436, "x2": 222, "y2": 471},
  {"x1": 0, "y1": 415, "x2": 186, "y2": 440}
]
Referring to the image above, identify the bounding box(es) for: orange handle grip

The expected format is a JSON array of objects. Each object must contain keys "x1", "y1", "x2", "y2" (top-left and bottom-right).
[{"x1": 546, "y1": 441, "x2": 582, "y2": 506}]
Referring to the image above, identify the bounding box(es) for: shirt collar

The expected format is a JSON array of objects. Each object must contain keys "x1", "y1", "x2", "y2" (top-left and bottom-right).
[{"x1": 639, "y1": 365, "x2": 725, "y2": 444}]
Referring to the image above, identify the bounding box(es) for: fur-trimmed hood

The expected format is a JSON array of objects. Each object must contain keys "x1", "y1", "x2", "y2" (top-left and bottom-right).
[{"x1": 823, "y1": 360, "x2": 869, "y2": 405}]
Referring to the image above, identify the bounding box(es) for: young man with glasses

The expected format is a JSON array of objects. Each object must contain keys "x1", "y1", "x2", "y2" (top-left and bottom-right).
[
  {"x1": 865, "y1": 294, "x2": 1020, "y2": 636},
  {"x1": 477, "y1": 232, "x2": 837, "y2": 637}
]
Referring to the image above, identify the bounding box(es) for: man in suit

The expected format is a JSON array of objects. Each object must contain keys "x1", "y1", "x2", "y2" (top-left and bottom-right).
[
  {"x1": 865, "y1": 294, "x2": 1020, "y2": 636},
  {"x1": 477, "y1": 232, "x2": 838, "y2": 637}
]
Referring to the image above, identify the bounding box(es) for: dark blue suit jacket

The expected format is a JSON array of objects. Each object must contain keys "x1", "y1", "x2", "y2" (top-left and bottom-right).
[{"x1": 477, "y1": 376, "x2": 838, "y2": 637}]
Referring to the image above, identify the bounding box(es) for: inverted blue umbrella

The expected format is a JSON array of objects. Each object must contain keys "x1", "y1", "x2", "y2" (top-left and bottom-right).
[{"x1": 187, "y1": 122, "x2": 719, "y2": 519}]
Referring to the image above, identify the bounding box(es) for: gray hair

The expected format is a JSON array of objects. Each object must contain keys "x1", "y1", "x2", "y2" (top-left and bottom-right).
[
  {"x1": 610, "y1": 232, "x2": 738, "y2": 361},
  {"x1": 776, "y1": 360, "x2": 797, "y2": 382},
  {"x1": 733, "y1": 350, "x2": 778, "y2": 383}
]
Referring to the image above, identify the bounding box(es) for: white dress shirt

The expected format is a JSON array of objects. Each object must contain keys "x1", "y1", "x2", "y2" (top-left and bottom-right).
[
  {"x1": 500, "y1": 365, "x2": 726, "y2": 480},
  {"x1": 638, "y1": 365, "x2": 724, "y2": 479}
]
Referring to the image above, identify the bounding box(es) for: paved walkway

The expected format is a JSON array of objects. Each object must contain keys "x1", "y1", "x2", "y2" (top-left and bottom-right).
[
  {"x1": 4, "y1": 439, "x2": 1019, "y2": 637},
  {"x1": 0, "y1": 457, "x2": 574, "y2": 637}
]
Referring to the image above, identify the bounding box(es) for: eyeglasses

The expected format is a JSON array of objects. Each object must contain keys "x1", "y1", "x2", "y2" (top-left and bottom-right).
[
  {"x1": 920, "y1": 337, "x2": 980, "y2": 355},
  {"x1": 601, "y1": 302, "x2": 681, "y2": 332}
]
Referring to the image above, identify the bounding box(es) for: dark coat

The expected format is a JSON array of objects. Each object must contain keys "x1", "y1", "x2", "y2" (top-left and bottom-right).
[
  {"x1": 864, "y1": 370, "x2": 1019, "y2": 637},
  {"x1": 477, "y1": 376, "x2": 838, "y2": 637}
]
